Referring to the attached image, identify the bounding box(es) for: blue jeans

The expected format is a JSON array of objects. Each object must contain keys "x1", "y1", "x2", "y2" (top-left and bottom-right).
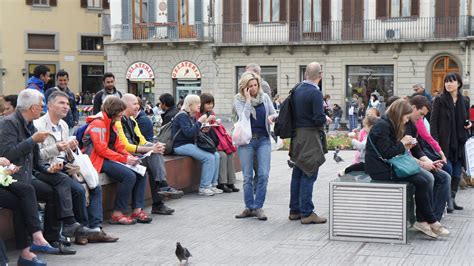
[
  {"x1": 289, "y1": 166, "x2": 318, "y2": 217},
  {"x1": 418, "y1": 168, "x2": 450, "y2": 221},
  {"x1": 348, "y1": 115, "x2": 357, "y2": 131},
  {"x1": 174, "y1": 144, "x2": 220, "y2": 188},
  {"x1": 70, "y1": 179, "x2": 103, "y2": 229},
  {"x1": 446, "y1": 159, "x2": 462, "y2": 195},
  {"x1": 101, "y1": 160, "x2": 147, "y2": 212},
  {"x1": 334, "y1": 117, "x2": 341, "y2": 130},
  {"x1": 238, "y1": 136, "x2": 271, "y2": 209}
]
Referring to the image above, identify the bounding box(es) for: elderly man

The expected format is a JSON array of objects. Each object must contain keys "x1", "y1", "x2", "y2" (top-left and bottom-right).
[
  {"x1": 289, "y1": 62, "x2": 328, "y2": 224},
  {"x1": 0, "y1": 89, "x2": 81, "y2": 254},
  {"x1": 34, "y1": 91, "x2": 118, "y2": 245},
  {"x1": 115, "y1": 94, "x2": 182, "y2": 215},
  {"x1": 413, "y1": 83, "x2": 433, "y2": 103}
]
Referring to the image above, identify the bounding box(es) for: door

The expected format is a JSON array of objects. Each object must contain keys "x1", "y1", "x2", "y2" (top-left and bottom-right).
[
  {"x1": 435, "y1": 0, "x2": 459, "y2": 38},
  {"x1": 223, "y1": 0, "x2": 242, "y2": 43},
  {"x1": 178, "y1": 0, "x2": 196, "y2": 38},
  {"x1": 342, "y1": 0, "x2": 363, "y2": 40},
  {"x1": 132, "y1": 0, "x2": 148, "y2": 39},
  {"x1": 431, "y1": 56, "x2": 460, "y2": 95}
]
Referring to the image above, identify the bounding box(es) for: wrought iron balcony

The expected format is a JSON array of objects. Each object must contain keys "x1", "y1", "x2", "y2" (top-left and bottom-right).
[
  {"x1": 110, "y1": 23, "x2": 211, "y2": 43},
  {"x1": 213, "y1": 16, "x2": 472, "y2": 46}
]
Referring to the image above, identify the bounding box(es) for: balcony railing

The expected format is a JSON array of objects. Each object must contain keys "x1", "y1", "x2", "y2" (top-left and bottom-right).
[
  {"x1": 214, "y1": 16, "x2": 471, "y2": 45},
  {"x1": 110, "y1": 23, "x2": 211, "y2": 42}
]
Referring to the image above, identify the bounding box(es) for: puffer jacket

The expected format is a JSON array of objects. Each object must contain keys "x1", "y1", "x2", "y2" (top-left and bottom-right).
[{"x1": 82, "y1": 112, "x2": 130, "y2": 172}]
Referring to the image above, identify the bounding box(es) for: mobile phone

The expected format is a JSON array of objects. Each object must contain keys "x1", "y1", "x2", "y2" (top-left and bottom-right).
[{"x1": 411, "y1": 139, "x2": 417, "y2": 145}]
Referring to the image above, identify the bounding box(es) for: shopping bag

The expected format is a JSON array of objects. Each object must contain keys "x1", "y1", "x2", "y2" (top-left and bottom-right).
[
  {"x1": 232, "y1": 112, "x2": 252, "y2": 146},
  {"x1": 72, "y1": 149, "x2": 99, "y2": 189}
]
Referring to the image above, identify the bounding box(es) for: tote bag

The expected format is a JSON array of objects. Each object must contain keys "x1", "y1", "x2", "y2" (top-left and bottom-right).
[{"x1": 72, "y1": 149, "x2": 100, "y2": 189}]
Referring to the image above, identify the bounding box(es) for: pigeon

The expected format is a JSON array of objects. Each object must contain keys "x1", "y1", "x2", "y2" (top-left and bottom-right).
[
  {"x1": 175, "y1": 242, "x2": 192, "y2": 264},
  {"x1": 333, "y1": 148, "x2": 343, "y2": 163}
]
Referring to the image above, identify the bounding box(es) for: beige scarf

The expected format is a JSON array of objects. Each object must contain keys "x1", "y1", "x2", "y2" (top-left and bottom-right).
[{"x1": 234, "y1": 90, "x2": 264, "y2": 120}]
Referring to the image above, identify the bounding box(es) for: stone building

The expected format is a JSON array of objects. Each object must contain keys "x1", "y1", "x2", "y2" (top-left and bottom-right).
[{"x1": 106, "y1": 0, "x2": 474, "y2": 116}]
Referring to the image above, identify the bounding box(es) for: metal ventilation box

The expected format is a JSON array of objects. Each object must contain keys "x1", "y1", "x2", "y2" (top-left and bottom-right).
[{"x1": 329, "y1": 173, "x2": 410, "y2": 244}]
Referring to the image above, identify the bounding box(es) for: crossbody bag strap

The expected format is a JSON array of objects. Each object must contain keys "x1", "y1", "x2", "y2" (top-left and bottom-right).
[{"x1": 367, "y1": 135, "x2": 388, "y2": 163}]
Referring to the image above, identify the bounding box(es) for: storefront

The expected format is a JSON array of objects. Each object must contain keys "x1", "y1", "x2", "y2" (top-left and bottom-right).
[
  {"x1": 172, "y1": 61, "x2": 202, "y2": 100},
  {"x1": 346, "y1": 65, "x2": 394, "y2": 104},
  {"x1": 126, "y1": 61, "x2": 155, "y2": 104}
]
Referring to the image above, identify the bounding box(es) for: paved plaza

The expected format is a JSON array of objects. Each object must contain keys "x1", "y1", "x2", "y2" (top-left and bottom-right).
[{"x1": 6, "y1": 150, "x2": 474, "y2": 265}]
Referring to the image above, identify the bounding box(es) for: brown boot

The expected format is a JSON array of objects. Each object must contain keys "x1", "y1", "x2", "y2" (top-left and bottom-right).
[{"x1": 300, "y1": 213, "x2": 327, "y2": 224}]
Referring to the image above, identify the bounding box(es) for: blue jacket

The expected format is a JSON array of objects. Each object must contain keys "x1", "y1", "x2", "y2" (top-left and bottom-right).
[
  {"x1": 26, "y1": 76, "x2": 47, "y2": 112},
  {"x1": 44, "y1": 87, "x2": 79, "y2": 129},
  {"x1": 292, "y1": 81, "x2": 326, "y2": 128},
  {"x1": 136, "y1": 110, "x2": 154, "y2": 142},
  {"x1": 172, "y1": 111, "x2": 201, "y2": 148}
]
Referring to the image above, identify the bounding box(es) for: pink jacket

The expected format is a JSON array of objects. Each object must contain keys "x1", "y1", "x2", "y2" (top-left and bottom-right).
[
  {"x1": 415, "y1": 118, "x2": 442, "y2": 153},
  {"x1": 353, "y1": 129, "x2": 368, "y2": 163}
]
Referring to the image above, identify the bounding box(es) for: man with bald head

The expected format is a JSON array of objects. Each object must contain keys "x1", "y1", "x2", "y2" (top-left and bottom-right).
[
  {"x1": 288, "y1": 62, "x2": 328, "y2": 225},
  {"x1": 115, "y1": 94, "x2": 182, "y2": 215}
]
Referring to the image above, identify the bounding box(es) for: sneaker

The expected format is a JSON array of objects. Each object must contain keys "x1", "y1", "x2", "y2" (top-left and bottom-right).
[
  {"x1": 151, "y1": 204, "x2": 175, "y2": 215},
  {"x1": 414, "y1": 222, "x2": 438, "y2": 239},
  {"x1": 288, "y1": 213, "x2": 301, "y2": 221},
  {"x1": 430, "y1": 223, "x2": 450, "y2": 237},
  {"x1": 157, "y1": 186, "x2": 184, "y2": 199},
  {"x1": 254, "y1": 209, "x2": 267, "y2": 221},
  {"x1": 235, "y1": 208, "x2": 254, "y2": 219},
  {"x1": 198, "y1": 188, "x2": 215, "y2": 196},
  {"x1": 210, "y1": 187, "x2": 223, "y2": 194},
  {"x1": 300, "y1": 213, "x2": 327, "y2": 224}
]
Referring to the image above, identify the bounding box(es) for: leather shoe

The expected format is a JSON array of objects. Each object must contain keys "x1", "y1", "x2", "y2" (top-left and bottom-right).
[
  {"x1": 288, "y1": 213, "x2": 301, "y2": 221},
  {"x1": 87, "y1": 229, "x2": 119, "y2": 243},
  {"x1": 300, "y1": 213, "x2": 327, "y2": 224},
  {"x1": 62, "y1": 222, "x2": 82, "y2": 238},
  {"x1": 216, "y1": 184, "x2": 232, "y2": 193},
  {"x1": 17, "y1": 256, "x2": 46, "y2": 266},
  {"x1": 50, "y1": 241, "x2": 77, "y2": 255},
  {"x1": 151, "y1": 204, "x2": 175, "y2": 215},
  {"x1": 227, "y1": 184, "x2": 240, "y2": 192},
  {"x1": 453, "y1": 200, "x2": 463, "y2": 210},
  {"x1": 74, "y1": 236, "x2": 88, "y2": 245},
  {"x1": 30, "y1": 243, "x2": 59, "y2": 254}
]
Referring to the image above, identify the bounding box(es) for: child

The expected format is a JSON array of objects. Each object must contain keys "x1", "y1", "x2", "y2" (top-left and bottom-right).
[{"x1": 338, "y1": 115, "x2": 379, "y2": 176}]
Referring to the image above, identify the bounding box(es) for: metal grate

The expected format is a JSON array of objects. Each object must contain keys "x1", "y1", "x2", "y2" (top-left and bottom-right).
[{"x1": 330, "y1": 181, "x2": 408, "y2": 244}]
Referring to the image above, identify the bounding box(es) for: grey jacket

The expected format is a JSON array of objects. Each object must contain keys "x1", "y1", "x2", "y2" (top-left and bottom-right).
[
  {"x1": 33, "y1": 113, "x2": 70, "y2": 166},
  {"x1": 0, "y1": 111, "x2": 48, "y2": 184},
  {"x1": 233, "y1": 93, "x2": 277, "y2": 138},
  {"x1": 290, "y1": 127, "x2": 326, "y2": 176}
]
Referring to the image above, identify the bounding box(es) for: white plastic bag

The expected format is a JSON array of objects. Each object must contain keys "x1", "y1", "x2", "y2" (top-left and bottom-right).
[
  {"x1": 73, "y1": 149, "x2": 100, "y2": 189},
  {"x1": 232, "y1": 112, "x2": 252, "y2": 146},
  {"x1": 271, "y1": 136, "x2": 284, "y2": 151}
]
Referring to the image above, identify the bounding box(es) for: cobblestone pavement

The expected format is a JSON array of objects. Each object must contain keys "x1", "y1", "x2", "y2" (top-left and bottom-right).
[{"x1": 6, "y1": 150, "x2": 474, "y2": 265}]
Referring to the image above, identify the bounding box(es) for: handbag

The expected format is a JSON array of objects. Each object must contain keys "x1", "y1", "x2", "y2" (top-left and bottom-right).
[
  {"x1": 71, "y1": 149, "x2": 100, "y2": 189},
  {"x1": 196, "y1": 132, "x2": 217, "y2": 153},
  {"x1": 368, "y1": 135, "x2": 420, "y2": 179}
]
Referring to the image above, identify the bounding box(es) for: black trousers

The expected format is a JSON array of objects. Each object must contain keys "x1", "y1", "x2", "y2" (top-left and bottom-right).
[
  {"x1": 35, "y1": 171, "x2": 74, "y2": 220},
  {"x1": 344, "y1": 162, "x2": 365, "y2": 174},
  {"x1": 0, "y1": 182, "x2": 42, "y2": 249},
  {"x1": 31, "y1": 178, "x2": 61, "y2": 242}
]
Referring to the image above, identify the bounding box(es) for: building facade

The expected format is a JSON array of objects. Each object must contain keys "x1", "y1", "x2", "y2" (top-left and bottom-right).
[
  {"x1": 106, "y1": 0, "x2": 474, "y2": 116},
  {"x1": 0, "y1": 0, "x2": 110, "y2": 96}
]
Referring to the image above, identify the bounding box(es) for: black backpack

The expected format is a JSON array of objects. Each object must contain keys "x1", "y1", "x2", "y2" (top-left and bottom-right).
[{"x1": 274, "y1": 83, "x2": 301, "y2": 139}]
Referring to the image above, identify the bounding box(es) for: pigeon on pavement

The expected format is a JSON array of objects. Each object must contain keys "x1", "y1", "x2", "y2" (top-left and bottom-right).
[
  {"x1": 333, "y1": 148, "x2": 343, "y2": 163},
  {"x1": 175, "y1": 242, "x2": 192, "y2": 264}
]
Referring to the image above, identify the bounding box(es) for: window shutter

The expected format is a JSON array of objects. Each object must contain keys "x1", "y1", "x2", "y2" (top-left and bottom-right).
[
  {"x1": 249, "y1": 0, "x2": 258, "y2": 23},
  {"x1": 435, "y1": 0, "x2": 445, "y2": 17},
  {"x1": 122, "y1": 0, "x2": 130, "y2": 24},
  {"x1": 148, "y1": 0, "x2": 156, "y2": 22},
  {"x1": 26, "y1": 0, "x2": 32, "y2": 5},
  {"x1": 195, "y1": 0, "x2": 203, "y2": 23},
  {"x1": 167, "y1": 0, "x2": 177, "y2": 23},
  {"x1": 376, "y1": 0, "x2": 387, "y2": 19},
  {"x1": 223, "y1": 0, "x2": 232, "y2": 23},
  {"x1": 103, "y1": 0, "x2": 110, "y2": 9},
  {"x1": 279, "y1": 0, "x2": 287, "y2": 22},
  {"x1": 321, "y1": 0, "x2": 330, "y2": 22},
  {"x1": 80, "y1": 0, "x2": 87, "y2": 8},
  {"x1": 411, "y1": 0, "x2": 419, "y2": 17},
  {"x1": 50, "y1": 0, "x2": 57, "y2": 6},
  {"x1": 342, "y1": 0, "x2": 351, "y2": 20}
]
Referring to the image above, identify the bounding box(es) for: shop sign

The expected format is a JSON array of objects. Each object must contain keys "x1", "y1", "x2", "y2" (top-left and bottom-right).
[
  {"x1": 172, "y1": 61, "x2": 201, "y2": 79},
  {"x1": 126, "y1": 62, "x2": 154, "y2": 80}
]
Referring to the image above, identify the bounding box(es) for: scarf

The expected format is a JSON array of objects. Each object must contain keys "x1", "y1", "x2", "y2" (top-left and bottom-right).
[
  {"x1": 441, "y1": 91, "x2": 467, "y2": 162},
  {"x1": 233, "y1": 90, "x2": 264, "y2": 120}
]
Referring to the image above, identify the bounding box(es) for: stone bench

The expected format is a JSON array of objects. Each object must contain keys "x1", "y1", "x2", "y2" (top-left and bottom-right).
[
  {"x1": 0, "y1": 154, "x2": 242, "y2": 240},
  {"x1": 329, "y1": 171, "x2": 415, "y2": 244}
]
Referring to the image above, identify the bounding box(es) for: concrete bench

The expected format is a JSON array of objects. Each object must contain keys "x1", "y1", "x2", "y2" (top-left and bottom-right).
[
  {"x1": 329, "y1": 171, "x2": 415, "y2": 244},
  {"x1": 0, "y1": 154, "x2": 242, "y2": 240}
]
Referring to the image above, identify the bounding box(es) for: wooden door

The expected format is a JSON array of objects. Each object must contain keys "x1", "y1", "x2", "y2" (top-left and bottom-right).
[
  {"x1": 342, "y1": 0, "x2": 363, "y2": 40},
  {"x1": 223, "y1": 0, "x2": 242, "y2": 43},
  {"x1": 178, "y1": 0, "x2": 196, "y2": 38},
  {"x1": 435, "y1": 0, "x2": 459, "y2": 38},
  {"x1": 132, "y1": 0, "x2": 148, "y2": 39},
  {"x1": 431, "y1": 56, "x2": 460, "y2": 95}
]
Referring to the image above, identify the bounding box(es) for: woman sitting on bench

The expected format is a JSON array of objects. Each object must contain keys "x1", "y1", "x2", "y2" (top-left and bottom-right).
[
  {"x1": 365, "y1": 99, "x2": 449, "y2": 239},
  {"x1": 0, "y1": 157, "x2": 58, "y2": 266}
]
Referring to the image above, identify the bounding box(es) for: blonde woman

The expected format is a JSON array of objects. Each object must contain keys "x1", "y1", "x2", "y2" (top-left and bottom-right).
[
  {"x1": 233, "y1": 72, "x2": 277, "y2": 221},
  {"x1": 172, "y1": 94, "x2": 221, "y2": 196}
]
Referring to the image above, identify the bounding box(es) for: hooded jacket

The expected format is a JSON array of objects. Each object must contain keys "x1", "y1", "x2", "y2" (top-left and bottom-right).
[{"x1": 26, "y1": 76, "x2": 47, "y2": 113}]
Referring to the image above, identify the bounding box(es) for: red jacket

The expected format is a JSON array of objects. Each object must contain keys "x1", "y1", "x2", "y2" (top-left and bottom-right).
[{"x1": 83, "y1": 112, "x2": 129, "y2": 172}]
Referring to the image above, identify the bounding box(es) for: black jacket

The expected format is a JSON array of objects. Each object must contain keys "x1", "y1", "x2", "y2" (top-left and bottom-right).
[
  {"x1": 161, "y1": 106, "x2": 179, "y2": 125},
  {"x1": 0, "y1": 111, "x2": 49, "y2": 184},
  {"x1": 365, "y1": 116, "x2": 405, "y2": 180},
  {"x1": 93, "y1": 88, "x2": 123, "y2": 115}
]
